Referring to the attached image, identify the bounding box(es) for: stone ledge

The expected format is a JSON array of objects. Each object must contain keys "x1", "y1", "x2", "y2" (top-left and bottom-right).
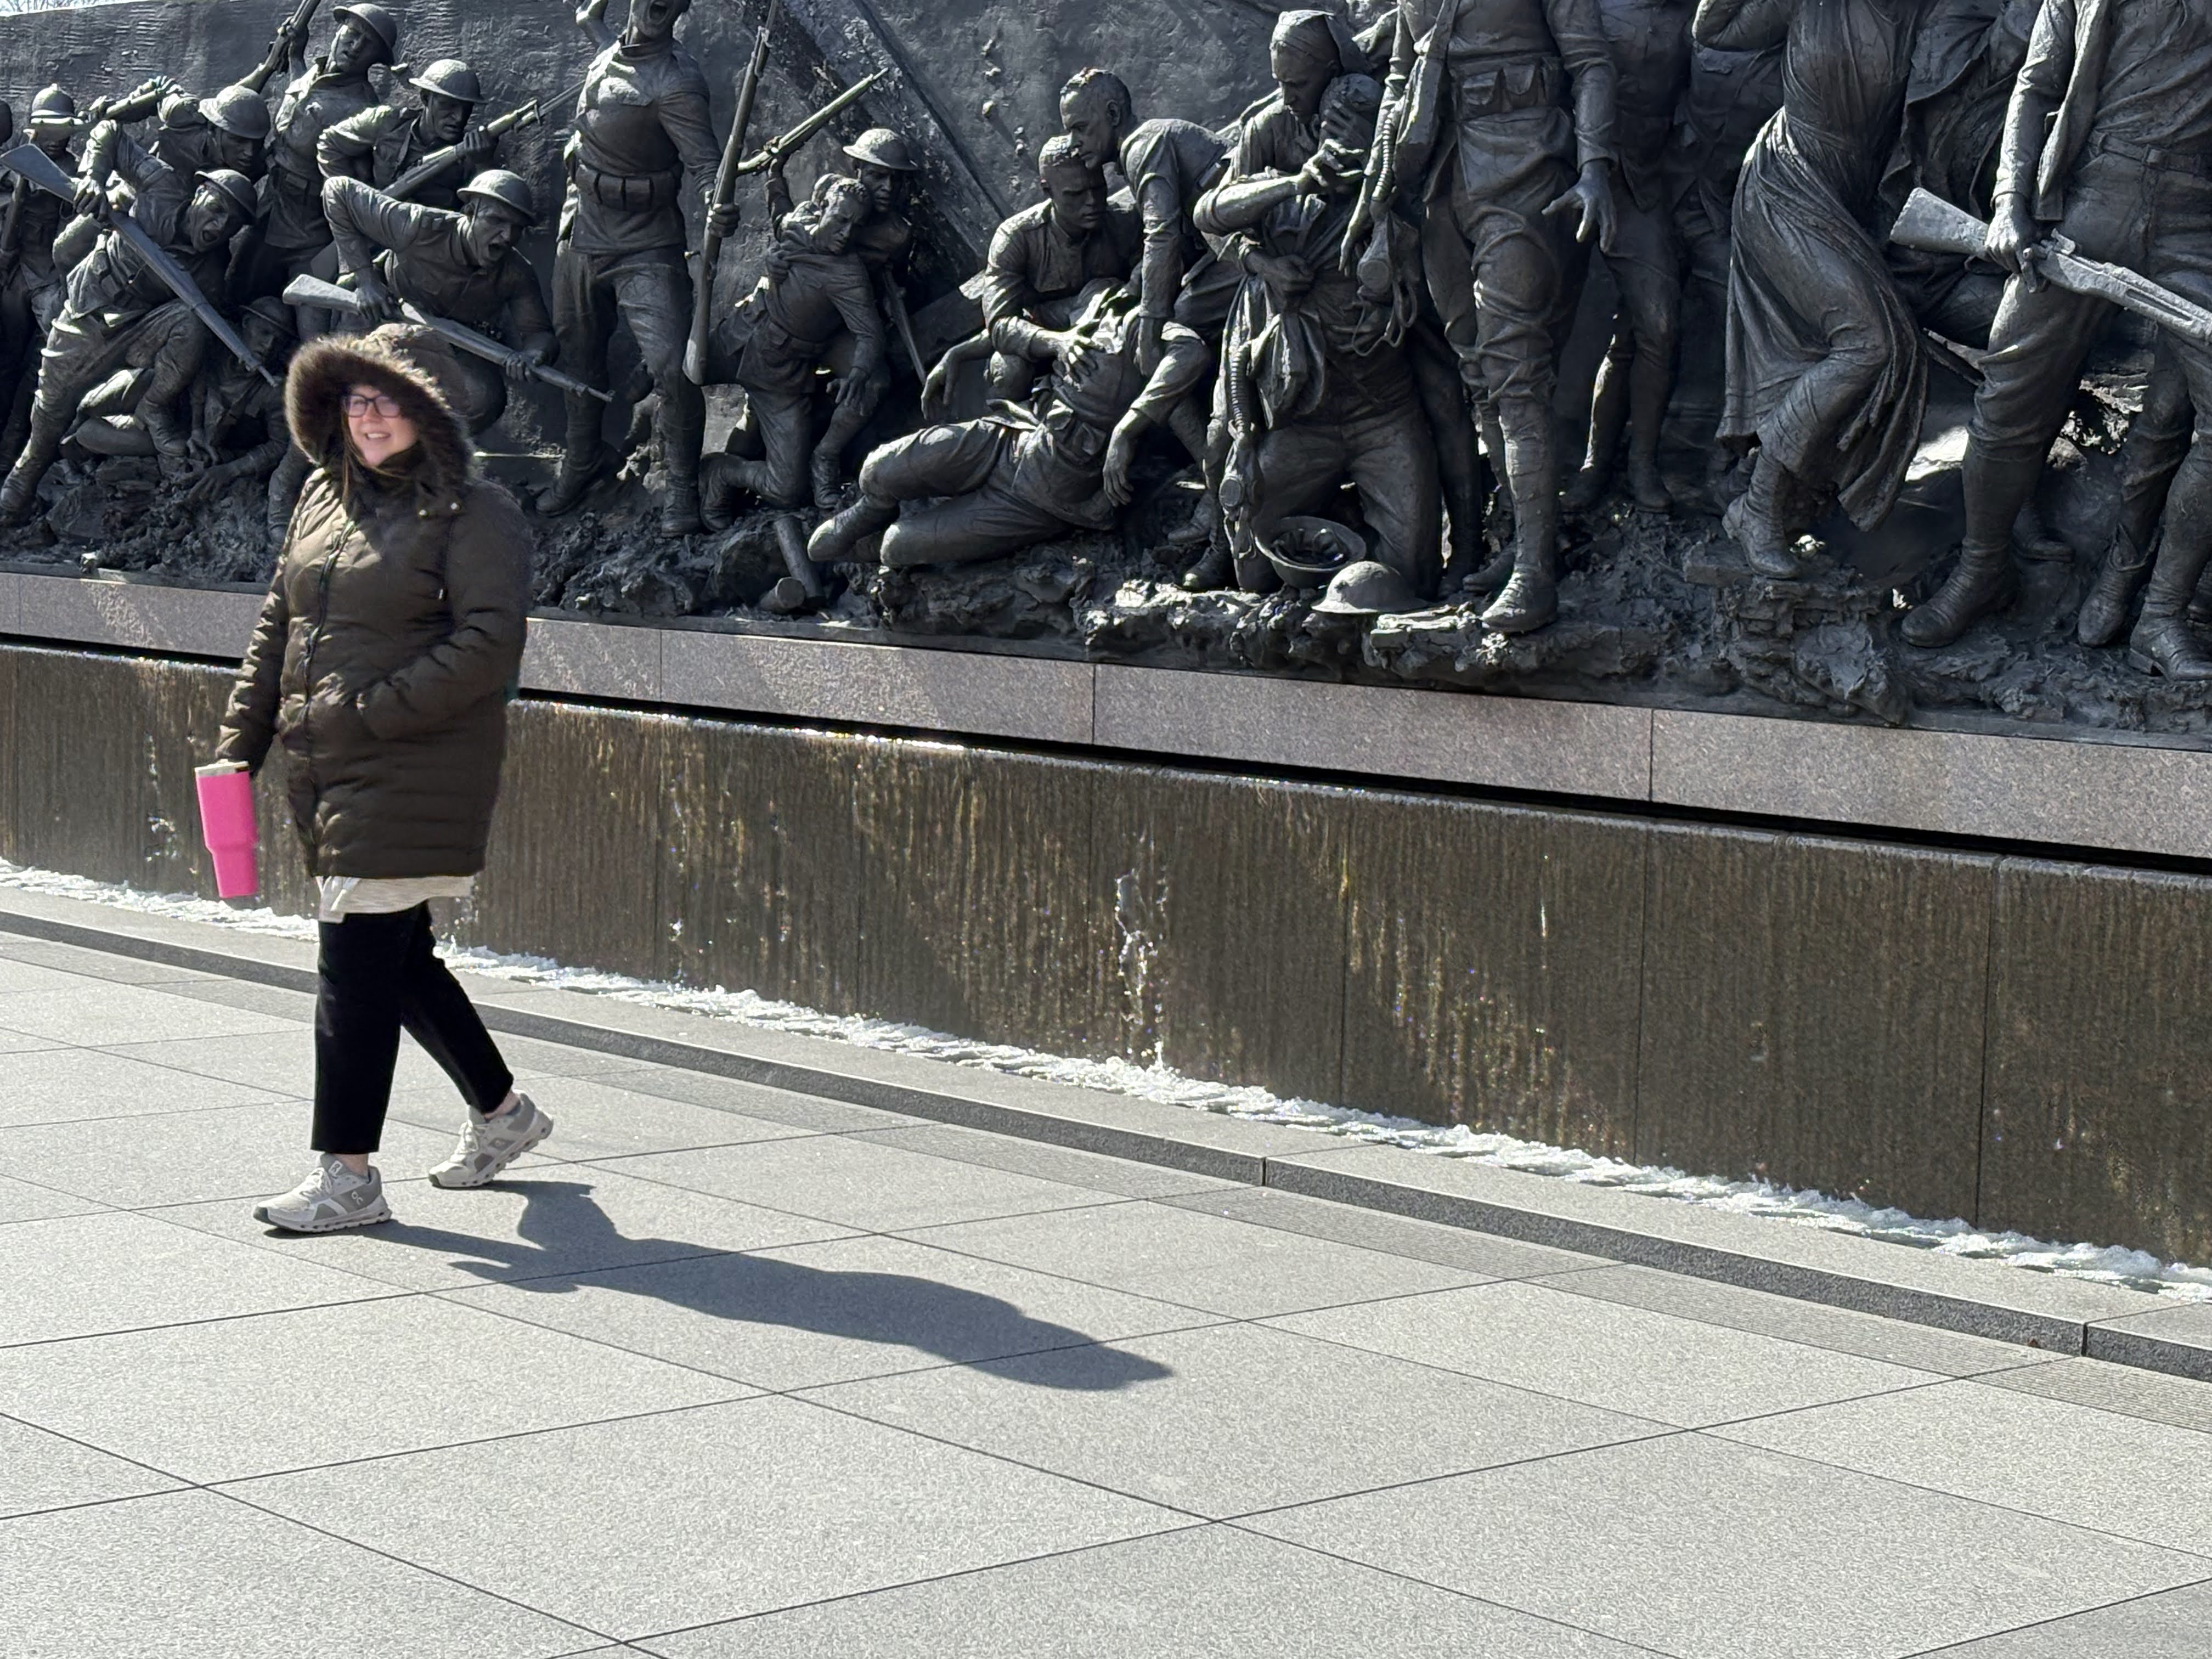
[
  {"x1": 0, "y1": 887, "x2": 2188, "y2": 1376},
  {"x1": 7, "y1": 566, "x2": 2212, "y2": 860}
]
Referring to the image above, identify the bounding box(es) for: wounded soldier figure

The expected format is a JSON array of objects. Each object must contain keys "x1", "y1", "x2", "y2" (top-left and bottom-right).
[{"x1": 807, "y1": 280, "x2": 1206, "y2": 569}]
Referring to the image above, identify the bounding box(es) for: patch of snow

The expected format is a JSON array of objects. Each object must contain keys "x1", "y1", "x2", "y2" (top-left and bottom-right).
[{"x1": 7, "y1": 857, "x2": 2209, "y2": 1302}]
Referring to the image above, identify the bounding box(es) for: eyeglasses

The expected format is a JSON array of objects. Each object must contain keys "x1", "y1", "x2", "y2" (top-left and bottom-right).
[{"x1": 341, "y1": 392, "x2": 405, "y2": 418}]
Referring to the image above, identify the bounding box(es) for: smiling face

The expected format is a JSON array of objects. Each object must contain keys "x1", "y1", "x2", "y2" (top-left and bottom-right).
[
  {"x1": 418, "y1": 89, "x2": 471, "y2": 146},
  {"x1": 344, "y1": 383, "x2": 417, "y2": 469}
]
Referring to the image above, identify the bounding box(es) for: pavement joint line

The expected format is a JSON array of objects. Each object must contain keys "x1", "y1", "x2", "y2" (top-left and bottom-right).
[
  {"x1": 202, "y1": 1480, "x2": 630, "y2": 1649},
  {"x1": 1894, "y1": 1577, "x2": 2212, "y2": 1658},
  {"x1": 5, "y1": 902, "x2": 2207, "y2": 1384},
  {"x1": 1680, "y1": 1421, "x2": 2212, "y2": 1566},
  {"x1": 1207, "y1": 1520, "x2": 1691, "y2": 1658}
]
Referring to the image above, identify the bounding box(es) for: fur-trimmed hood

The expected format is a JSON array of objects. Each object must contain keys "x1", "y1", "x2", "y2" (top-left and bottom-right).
[{"x1": 285, "y1": 323, "x2": 476, "y2": 506}]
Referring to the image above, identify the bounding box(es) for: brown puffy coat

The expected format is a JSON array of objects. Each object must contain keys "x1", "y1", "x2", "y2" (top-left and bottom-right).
[{"x1": 217, "y1": 324, "x2": 533, "y2": 879}]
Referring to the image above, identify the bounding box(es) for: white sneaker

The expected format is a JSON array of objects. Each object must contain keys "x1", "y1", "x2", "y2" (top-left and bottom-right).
[
  {"x1": 253, "y1": 1154, "x2": 393, "y2": 1232},
  {"x1": 428, "y1": 1091, "x2": 554, "y2": 1189}
]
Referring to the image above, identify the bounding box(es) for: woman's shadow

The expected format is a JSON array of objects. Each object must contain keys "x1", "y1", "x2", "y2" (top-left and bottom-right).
[{"x1": 363, "y1": 1177, "x2": 1175, "y2": 1392}]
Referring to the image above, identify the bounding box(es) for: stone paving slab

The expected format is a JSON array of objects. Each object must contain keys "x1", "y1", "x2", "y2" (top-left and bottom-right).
[
  {"x1": 229, "y1": 1396, "x2": 1186, "y2": 1640},
  {"x1": 0, "y1": 1101, "x2": 459, "y2": 1209},
  {"x1": 802, "y1": 1321, "x2": 1668, "y2": 1520},
  {"x1": 0, "y1": 1044, "x2": 289, "y2": 1127},
  {"x1": 445, "y1": 1232, "x2": 1225, "y2": 1392},
  {"x1": 1549, "y1": 1262, "x2": 2064, "y2": 1379},
  {"x1": 1713, "y1": 1380, "x2": 2212, "y2": 1555},
  {"x1": 151, "y1": 1165, "x2": 857, "y2": 1293},
  {"x1": 610, "y1": 1136, "x2": 1132, "y2": 1233},
  {"x1": 2, "y1": 1489, "x2": 601, "y2": 1658},
  {"x1": 387, "y1": 1069, "x2": 822, "y2": 1164},
  {"x1": 1916, "y1": 1582, "x2": 2212, "y2": 1657},
  {"x1": 0, "y1": 1173, "x2": 104, "y2": 1226},
  {"x1": 1245, "y1": 1434, "x2": 2212, "y2": 1659},
  {"x1": 1269, "y1": 1279, "x2": 1943, "y2": 1428},
  {"x1": 904, "y1": 1196, "x2": 1495, "y2": 1319},
  {"x1": 0, "y1": 1210, "x2": 399, "y2": 1347},
  {"x1": 1986, "y1": 1355, "x2": 2212, "y2": 1436},
  {"x1": 0, "y1": 1296, "x2": 752, "y2": 1483},
  {"x1": 0, "y1": 1414, "x2": 180, "y2": 1520},
  {"x1": 646, "y1": 1524, "x2": 1659, "y2": 1658}
]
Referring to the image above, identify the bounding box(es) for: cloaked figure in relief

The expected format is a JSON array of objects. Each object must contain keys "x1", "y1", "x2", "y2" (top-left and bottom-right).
[
  {"x1": 806, "y1": 280, "x2": 1208, "y2": 570},
  {"x1": 699, "y1": 174, "x2": 887, "y2": 523},
  {"x1": 922, "y1": 136, "x2": 1139, "y2": 415},
  {"x1": 1904, "y1": 0, "x2": 2212, "y2": 678},
  {"x1": 1568, "y1": 0, "x2": 1692, "y2": 516},
  {"x1": 1702, "y1": 0, "x2": 1928, "y2": 579},
  {"x1": 1196, "y1": 74, "x2": 1442, "y2": 597},
  {"x1": 539, "y1": 0, "x2": 730, "y2": 536}
]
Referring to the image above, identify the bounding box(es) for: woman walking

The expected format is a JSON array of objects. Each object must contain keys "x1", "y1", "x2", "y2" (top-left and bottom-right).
[{"x1": 217, "y1": 323, "x2": 552, "y2": 1232}]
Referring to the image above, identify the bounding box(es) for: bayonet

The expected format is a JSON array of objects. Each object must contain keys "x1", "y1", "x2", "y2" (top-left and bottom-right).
[{"x1": 687, "y1": 0, "x2": 778, "y2": 385}]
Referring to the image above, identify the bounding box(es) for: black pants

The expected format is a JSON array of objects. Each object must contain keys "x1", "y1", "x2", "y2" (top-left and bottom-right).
[{"x1": 313, "y1": 904, "x2": 514, "y2": 1155}]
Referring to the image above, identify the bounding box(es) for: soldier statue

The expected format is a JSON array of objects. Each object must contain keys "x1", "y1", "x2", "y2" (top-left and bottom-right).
[
  {"x1": 1198, "y1": 74, "x2": 1442, "y2": 597},
  {"x1": 1369, "y1": 0, "x2": 1621, "y2": 634},
  {"x1": 807, "y1": 280, "x2": 1209, "y2": 568},
  {"x1": 1568, "y1": 0, "x2": 1691, "y2": 515},
  {"x1": 701, "y1": 174, "x2": 885, "y2": 521},
  {"x1": 1059, "y1": 68, "x2": 1232, "y2": 543},
  {"x1": 0, "y1": 88, "x2": 92, "y2": 454},
  {"x1": 1903, "y1": 0, "x2": 2212, "y2": 678},
  {"x1": 317, "y1": 58, "x2": 493, "y2": 213},
  {"x1": 538, "y1": 0, "x2": 729, "y2": 536},
  {"x1": 239, "y1": 2, "x2": 400, "y2": 302},
  {"x1": 0, "y1": 167, "x2": 258, "y2": 520},
  {"x1": 323, "y1": 167, "x2": 555, "y2": 435},
  {"x1": 956, "y1": 134, "x2": 1139, "y2": 407}
]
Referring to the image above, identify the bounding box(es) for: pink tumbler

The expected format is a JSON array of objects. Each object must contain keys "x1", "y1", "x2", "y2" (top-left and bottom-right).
[{"x1": 195, "y1": 761, "x2": 259, "y2": 899}]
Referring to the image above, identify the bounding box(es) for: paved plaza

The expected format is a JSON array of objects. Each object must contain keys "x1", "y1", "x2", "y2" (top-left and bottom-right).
[{"x1": 5, "y1": 927, "x2": 2212, "y2": 1656}]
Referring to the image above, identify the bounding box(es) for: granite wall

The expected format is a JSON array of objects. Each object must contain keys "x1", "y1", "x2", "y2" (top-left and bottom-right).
[{"x1": 6, "y1": 638, "x2": 2209, "y2": 1262}]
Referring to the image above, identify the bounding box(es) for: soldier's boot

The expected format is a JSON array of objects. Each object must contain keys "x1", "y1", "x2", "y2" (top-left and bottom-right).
[
  {"x1": 0, "y1": 470, "x2": 37, "y2": 527},
  {"x1": 1482, "y1": 418, "x2": 1560, "y2": 635},
  {"x1": 1721, "y1": 452, "x2": 1803, "y2": 579},
  {"x1": 659, "y1": 471, "x2": 704, "y2": 538},
  {"x1": 808, "y1": 494, "x2": 897, "y2": 564},
  {"x1": 2190, "y1": 563, "x2": 2212, "y2": 632},
  {"x1": 538, "y1": 449, "x2": 610, "y2": 517},
  {"x1": 2128, "y1": 536, "x2": 2212, "y2": 680},
  {"x1": 2076, "y1": 527, "x2": 2154, "y2": 649},
  {"x1": 1457, "y1": 548, "x2": 1514, "y2": 597},
  {"x1": 539, "y1": 392, "x2": 612, "y2": 516},
  {"x1": 1178, "y1": 535, "x2": 1233, "y2": 593},
  {"x1": 810, "y1": 448, "x2": 844, "y2": 512},
  {"x1": 1901, "y1": 542, "x2": 2017, "y2": 648},
  {"x1": 142, "y1": 403, "x2": 193, "y2": 482}
]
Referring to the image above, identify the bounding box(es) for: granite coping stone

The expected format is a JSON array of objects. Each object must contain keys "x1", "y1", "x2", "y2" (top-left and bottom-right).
[
  {"x1": 1265, "y1": 1145, "x2": 2151, "y2": 1350},
  {"x1": 2088, "y1": 1302, "x2": 2212, "y2": 1380},
  {"x1": 0, "y1": 889, "x2": 2190, "y2": 1376},
  {"x1": 10, "y1": 567, "x2": 2212, "y2": 859}
]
